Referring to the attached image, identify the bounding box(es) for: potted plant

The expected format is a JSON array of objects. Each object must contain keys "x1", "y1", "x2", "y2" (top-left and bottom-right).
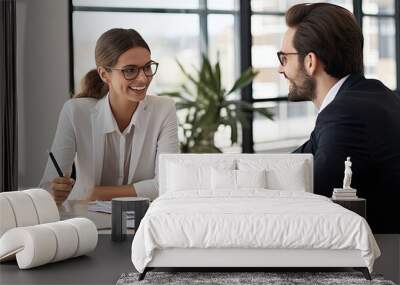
[{"x1": 160, "y1": 55, "x2": 273, "y2": 153}]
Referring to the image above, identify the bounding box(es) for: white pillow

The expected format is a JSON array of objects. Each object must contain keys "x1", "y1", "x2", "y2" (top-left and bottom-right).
[
  {"x1": 211, "y1": 169, "x2": 268, "y2": 191},
  {"x1": 211, "y1": 168, "x2": 236, "y2": 191},
  {"x1": 237, "y1": 159, "x2": 307, "y2": 191},
  {"x1": 236, "y1": 169, "x2": 267, "y2": 188},
  {"x1": 267, "y1": 167, "x2": 306, "y2": 191},
  {"x1": 166, "y1": 162, "x2": 211, "y2": 191}
]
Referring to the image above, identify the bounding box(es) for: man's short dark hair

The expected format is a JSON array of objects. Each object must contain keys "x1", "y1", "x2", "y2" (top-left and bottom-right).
[{"x1": 286, "y1": 3, "x2": 364, "y2": 78}]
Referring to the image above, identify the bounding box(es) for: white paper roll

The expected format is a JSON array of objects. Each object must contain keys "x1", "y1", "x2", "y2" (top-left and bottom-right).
[
  {"x1": 24, "y1": 189, "x2": 59, "y2": 223},
  {"x1": 42, "y1": 221, "x2": 79, "y2": 262},
  {"x1": 1, "y1": 192, "x2": 39, "y2": 227},
  {"x1": 64, "y1": 218, "x2": 98, "y2": 257},
  {"x1": 0, "y1": 196, "x2": 17, "y2": 238}
]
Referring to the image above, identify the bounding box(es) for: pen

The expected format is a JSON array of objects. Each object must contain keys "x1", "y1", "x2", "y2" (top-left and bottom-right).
[{"x1": 48, "y1": 151, "x2": 64, "y2": 177}]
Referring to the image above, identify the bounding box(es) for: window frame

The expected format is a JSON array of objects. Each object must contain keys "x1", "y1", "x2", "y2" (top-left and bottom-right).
[{"x1": 69, "y1": 0, "x2": 400, "y2": 153}]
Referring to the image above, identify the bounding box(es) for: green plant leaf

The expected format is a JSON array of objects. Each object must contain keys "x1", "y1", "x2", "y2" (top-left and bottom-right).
[
  {"x1": 201, "y1": 55, "x2": 218, "y2": 90},
  {"x1": 226, "y1": 68, "x2": 258, "y2": 95},
  {"x1": 225, "y1": 100, "x2": 274, "y2": 120},
  {"x1": 215, "y1": 61, "x2": 222, "y2": 98},
  {"x1": 175, "y1": 101, "x2": 197, "y2": 111},
  {"x1": 180, "y1": 84, "x2": 196, "y2": 100},
  {"x1": 253, "y1": 107, "x2": 274, "y2": 119},
  {"x1": 178, "y1": 60, "x2": 220, "y2": 105}
]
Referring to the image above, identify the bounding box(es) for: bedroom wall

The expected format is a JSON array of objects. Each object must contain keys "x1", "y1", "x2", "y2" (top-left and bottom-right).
[{"x1": 16, "y1": 0, "x2": 70, "y2": 188}]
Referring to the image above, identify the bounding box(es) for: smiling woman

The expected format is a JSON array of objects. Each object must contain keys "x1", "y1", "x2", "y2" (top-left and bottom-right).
[{"x1": 39, "y1": 28, "x2": 179, "y2": 205}]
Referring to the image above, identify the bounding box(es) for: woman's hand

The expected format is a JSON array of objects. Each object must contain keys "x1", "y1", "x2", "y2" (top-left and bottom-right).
[
  {"x1": 51, "y1": 176, "x2": 75, "y2": 205},
  {"x1": 88, "y1": 185, "x2": 136, "y2": 201}
]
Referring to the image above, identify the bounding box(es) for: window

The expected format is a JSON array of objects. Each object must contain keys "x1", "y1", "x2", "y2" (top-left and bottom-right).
[
  {"x1": 72, "y1": 11, "x2": 200, "y2": 95},
  {"x1": 71, "y1": 0, "x2": 400, "y2": 153},
  {"x1": 362, "y1": 0, "x2": 397, "y2": 89}
]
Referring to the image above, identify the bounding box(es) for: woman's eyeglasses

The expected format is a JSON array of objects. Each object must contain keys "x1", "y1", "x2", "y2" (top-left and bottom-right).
[
  {"x1": 106, "y1": 61, "x2": 159, "y2": 80},
  {"x1": 277, "y1": 51, "x2": 299, "y2": 66}
]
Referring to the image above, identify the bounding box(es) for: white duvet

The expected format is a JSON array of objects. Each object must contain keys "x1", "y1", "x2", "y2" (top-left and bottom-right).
[{"x1": 131, "y1": 190, "x2": 380, "y2": 273}]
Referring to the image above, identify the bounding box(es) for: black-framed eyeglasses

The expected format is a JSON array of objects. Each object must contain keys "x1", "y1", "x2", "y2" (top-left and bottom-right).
[
  {"x1": 277, "y1": 51, "x2": 299, "y2": 66},
  {"x1": 106, "y1": 60, "x2": 159, "y2": 80}
]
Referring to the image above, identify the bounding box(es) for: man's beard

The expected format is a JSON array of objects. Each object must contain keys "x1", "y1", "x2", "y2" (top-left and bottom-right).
[{"x1": 287, "y1": 67, "x2": 316, "y2": 102}]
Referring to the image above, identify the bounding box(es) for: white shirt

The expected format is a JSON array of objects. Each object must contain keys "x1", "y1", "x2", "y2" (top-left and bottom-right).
[
  {"x1": 100, "y1": 95, "x2": 139, "y2": 186},
  {"x1": 318, "y1": 75, "x2": 350, "y2": 114}
]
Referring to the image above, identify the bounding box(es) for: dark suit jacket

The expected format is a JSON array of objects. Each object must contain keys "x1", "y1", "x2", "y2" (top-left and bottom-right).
[{"x1": 294, "y1": 73, "x2": 400, "y2": 233}]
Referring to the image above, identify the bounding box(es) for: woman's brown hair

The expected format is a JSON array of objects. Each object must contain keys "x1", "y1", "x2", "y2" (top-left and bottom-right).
[
  {"x1": 285, "y1": 3, "x2": 364, "y2": 78},
  {"x1": 75, "y1": 28, "x2": 150, "y2": 99}
]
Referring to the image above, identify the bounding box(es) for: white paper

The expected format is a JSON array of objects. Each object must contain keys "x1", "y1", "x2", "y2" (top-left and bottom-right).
[{"x1": 88, "y1": 201, "x2": 135, "y2": 228}]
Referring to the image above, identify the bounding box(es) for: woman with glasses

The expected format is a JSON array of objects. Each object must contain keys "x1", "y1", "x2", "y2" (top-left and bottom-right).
[{"x1": 40, "y1": 28, "x2": 179, "y2": 205}]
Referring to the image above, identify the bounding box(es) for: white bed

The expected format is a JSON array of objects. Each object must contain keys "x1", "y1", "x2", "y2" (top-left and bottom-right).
[{"x1": 131, "y1": 154, "x2": 380, "y2": 280}]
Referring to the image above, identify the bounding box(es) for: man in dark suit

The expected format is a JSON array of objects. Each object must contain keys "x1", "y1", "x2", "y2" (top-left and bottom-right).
[{"x1": 278, "y1": 3, "x2": 400, "y2": 233}]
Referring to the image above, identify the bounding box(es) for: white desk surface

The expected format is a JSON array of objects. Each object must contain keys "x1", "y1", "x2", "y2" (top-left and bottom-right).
[
  {"x1": 59, "y1": 200, "x2": 111, "y2": 230},
  {"x1": 59, "y1": 200, "x2": 135, "y2": 235}
]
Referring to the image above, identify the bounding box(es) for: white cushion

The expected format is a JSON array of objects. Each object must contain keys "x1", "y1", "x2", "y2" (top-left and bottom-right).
[
  {"x1": 162, "y1": 156, "x2": 236, "y2": 194},
  {"x1": 23, "y1": 189, "x2": 60, "y2": 223},
  {"x1": 0, "y1": 189, "x2": 97, "y2": 269},
  {"x1": 267, "y1": 167, "x2": 306, "y2": 191},
  {"x1": 0, "y1": 189, "x2": 60, "y2": 238},
  {"x1": 236, "y1": 169, "x2": 267, "y2": 188},
  {"x1": 0, "y1": 192, "x2": 39, "y2": 227},
  {"x1": 159, "y1": 154, "x2": 313, "y2": 195},
  {"x1": 211, "y1": 169, "x2": 268, "y2": 190},
  {"x1": 166, "y1": 162, "x2": 211, "y2": 191},
  {"x1": 211, "y1": 168, "x2": 237, "y2": 191},
  {"x1": 64, "y1": 218, "x2": 98, "y2": 257},
  {"x1": 0, "y1": 218, "x2": 97, "y2": 269},
  {"x1": 42, "y1": 221, "x2": 79, "y2": 262},
  {"x1": 0, "y1": 226, "x2": 57, "y2": 269},
  {"x1": 0, "y1": 196, "x2": 17, "y2": 238},
  {"x1": 237, "y1": 159, "x2": 308, "y2": 191}
]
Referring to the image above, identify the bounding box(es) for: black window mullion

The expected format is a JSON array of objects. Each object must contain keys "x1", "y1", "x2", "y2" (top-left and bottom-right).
[
  {"x1": 239, "y1": 0, "x2": 253, "y2": 153},
  {"x1": 353, "y1": 0, "x2": 363, "y2": 29},
  {"x1": 395, "y1": 0, "x2": 400, "y2": 93},
  {"x1": 72, "y1": 6, "x2": 201, "y2": 14},
  {"x1": 199, "y1": 0, "x2": 208, "y2": 55},
  {"x1": 69, "y1": 0, "x2": 75, "y2": 95}
]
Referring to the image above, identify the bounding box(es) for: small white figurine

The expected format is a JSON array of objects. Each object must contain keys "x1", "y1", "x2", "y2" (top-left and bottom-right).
[{"x1": 343, "y1": 157, "x2": 353, "y2": 189}]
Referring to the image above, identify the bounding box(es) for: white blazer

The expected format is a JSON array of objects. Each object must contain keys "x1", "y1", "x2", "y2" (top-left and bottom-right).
[{"x1": 39, "y1": 95, "x2": 179, "y2": 200}]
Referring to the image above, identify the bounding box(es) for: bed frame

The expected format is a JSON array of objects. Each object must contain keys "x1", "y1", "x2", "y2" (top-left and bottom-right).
[
  {"x1": 138, "y1": 154, "x2": 372, "y2": 281},
  {"x1": 139, "y1": 248, "x2": 371, "y2": 280}
]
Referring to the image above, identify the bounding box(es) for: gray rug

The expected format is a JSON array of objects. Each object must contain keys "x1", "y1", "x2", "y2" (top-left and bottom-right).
[{"x1": 116, "y1": 271, "x2": 396, "y2": 285}]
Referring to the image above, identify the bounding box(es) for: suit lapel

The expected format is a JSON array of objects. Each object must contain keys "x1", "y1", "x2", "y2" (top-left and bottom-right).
[
  {"x1": 90, "y1": 97, "x2": 107, "y2": 186},
  {"x1": 128, "y1": 98, "x2": 151, "y2": 182}
]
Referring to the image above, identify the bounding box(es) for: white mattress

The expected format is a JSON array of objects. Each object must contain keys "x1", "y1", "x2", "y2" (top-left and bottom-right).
[{"x1": 131, "y1": 190, "x2": 380, "y2": 273}]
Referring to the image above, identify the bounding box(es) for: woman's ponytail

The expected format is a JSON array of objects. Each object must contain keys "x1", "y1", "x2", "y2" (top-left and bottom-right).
[{"x1": 74, "y1": 69, "x2": 108, "y2": 99}]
